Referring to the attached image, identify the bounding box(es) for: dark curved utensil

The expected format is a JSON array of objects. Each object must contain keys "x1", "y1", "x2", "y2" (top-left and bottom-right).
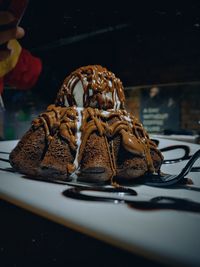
[
  {"x1": 143, "y1": 149, "x2": 200, "y2": 187},
  {"x1": 160, "y1": 145, "x2": 191, "y2": 164}
]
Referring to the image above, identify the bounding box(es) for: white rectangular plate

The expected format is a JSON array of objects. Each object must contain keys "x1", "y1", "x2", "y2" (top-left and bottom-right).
[{"x1": 0, "y1": 138, "x2": 200, "y2": 266}]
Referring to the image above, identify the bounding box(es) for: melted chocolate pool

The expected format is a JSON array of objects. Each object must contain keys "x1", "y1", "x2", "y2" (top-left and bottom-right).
[{"x1": 62, "y1": 187, "x2": 200, "y2": 213}]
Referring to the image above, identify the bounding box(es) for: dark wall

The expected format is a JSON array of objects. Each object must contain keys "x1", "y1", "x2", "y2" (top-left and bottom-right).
[
  {"x1": 18, "y1": 0, "x2": 200, "y2": 93},
  {"x1": 2, "y1": 1, "x2": 200, "y2": 139}
]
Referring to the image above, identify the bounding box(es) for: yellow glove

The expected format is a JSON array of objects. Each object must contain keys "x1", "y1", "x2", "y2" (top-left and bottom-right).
[{"x1": 0, "y1": 39, "x2": 22, "y2": 78}]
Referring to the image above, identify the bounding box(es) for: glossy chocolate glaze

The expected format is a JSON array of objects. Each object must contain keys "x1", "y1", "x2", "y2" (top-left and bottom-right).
[
  {"x1": 79, "y1": 107, "x2": 160, "y2": 174},
  {"x1": 12, "y1": 65, "x2": 163, "y2": 180},
  {"x1": 30, "y1": 65, "x2": 163, "y2": 178},
  {"x1": 31, "y1": 104, "x2": 162, "y2": 177},
  {"x1": 55, "y1": 65, "x2": 125, "y2": 109}
]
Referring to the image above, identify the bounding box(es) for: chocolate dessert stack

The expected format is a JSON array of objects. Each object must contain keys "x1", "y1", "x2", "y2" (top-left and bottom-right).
[{"x1": 9, "y1": 65, "x2": 163, "y2": 183}]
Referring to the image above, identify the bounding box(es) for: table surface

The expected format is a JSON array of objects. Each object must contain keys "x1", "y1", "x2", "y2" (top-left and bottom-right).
[{"x1": 0, "y1": 138, "x2": 200, "y2": 267}]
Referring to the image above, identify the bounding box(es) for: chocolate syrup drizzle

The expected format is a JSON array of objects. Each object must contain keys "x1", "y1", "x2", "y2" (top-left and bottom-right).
[
  {"x1": 55, "y1": 65, "x2": 125, "y2": 109},
  {"x1": 62, "y1": 187, "x2": 200, "y2": 213},
  {"x1": 79, "y1": 107, "x2": 161, "y2": 175},
  {"x1": 31, "y1": 105, "x2": 161, "y2": 177},
  {"x1": 31, "y1": 65, "x2": 163, "y2": 178}
]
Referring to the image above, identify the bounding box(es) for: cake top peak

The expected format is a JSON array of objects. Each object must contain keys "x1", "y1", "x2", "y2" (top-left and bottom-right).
[{"x1": 55, "y1": 65, "x2": 125, "y2": 110}]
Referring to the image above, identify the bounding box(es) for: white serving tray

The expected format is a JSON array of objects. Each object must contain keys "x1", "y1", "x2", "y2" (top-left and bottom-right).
[{"x1": 0, "y1": 138, "x2": 200, "y2": 267}]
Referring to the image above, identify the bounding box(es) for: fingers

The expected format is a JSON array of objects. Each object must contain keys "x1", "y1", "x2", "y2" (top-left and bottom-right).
[
  {"x1": 15, "y1": 26, "x2": 25, "y2": 39},
  {"x1": 0, "y1": 11, "x2": 25, "y2": 61},
  {"x1": 0, "y1": 10, "x2": 25, "y2": 44},
  {"x1": 0, "y1": 11, "x2": 15, "y2": 25},
  {"x1": 0, "y1": 26, "x2": 25, "y2": 45}
]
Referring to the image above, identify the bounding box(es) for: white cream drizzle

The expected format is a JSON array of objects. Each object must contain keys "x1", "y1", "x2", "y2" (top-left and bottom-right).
[
  {"x1": 113, "y1": 89, "x2": 121, "y2": 110},
  {"x1": 73, "y1": 108, "x2": 128, "y2": 169},
  {"x1": 73, "y1": 107, "x2": 83, "y2": 169}
]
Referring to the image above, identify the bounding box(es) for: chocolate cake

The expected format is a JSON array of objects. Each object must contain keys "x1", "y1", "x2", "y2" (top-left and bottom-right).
[{"x1": 9, "y1": 65, "x2": 163, "y2": 183}]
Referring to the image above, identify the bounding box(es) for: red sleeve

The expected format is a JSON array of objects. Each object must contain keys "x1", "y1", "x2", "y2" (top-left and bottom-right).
[{"x1": 4, "y1": 48, "x2": 42, "y2": 90}]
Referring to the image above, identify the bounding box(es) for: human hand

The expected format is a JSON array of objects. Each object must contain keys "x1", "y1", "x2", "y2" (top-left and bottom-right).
[{"x1": 0, "y1": 11, "x2": 24, "y2": 61}]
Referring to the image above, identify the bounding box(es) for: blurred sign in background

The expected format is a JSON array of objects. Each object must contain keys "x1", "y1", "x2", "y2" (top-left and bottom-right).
[{"x1": 125, "y1": 82, "x2": 200, "y2": 136}]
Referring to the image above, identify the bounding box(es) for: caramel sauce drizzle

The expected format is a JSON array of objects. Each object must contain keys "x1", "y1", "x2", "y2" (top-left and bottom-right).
[
  {"x1": 55, "y1": 65, "x2": 125, "y2": 109},
  {"x1": 31, "y1": 65, "x2": 163, "y2": 178},
  {"x1": 31, "y1": 105, "x2": 159, "y2": 177},
  {"x1": 32, "y1": 105, "x2": 78, "y2": 173},
  {"x1": 78, "y1": 107, "x2": 158, "y2": 174}
]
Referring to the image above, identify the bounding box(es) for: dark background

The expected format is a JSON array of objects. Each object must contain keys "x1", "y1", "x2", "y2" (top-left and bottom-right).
[
  {"x1": 2, "y1": 0, "x2": 200, "y2": 139},
  {"x1": 18, "y1": 0, "x2": 200, "y2": 100},
  {"x1": 0, "y1": 199, "x2": 167, "y2": 267}
]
